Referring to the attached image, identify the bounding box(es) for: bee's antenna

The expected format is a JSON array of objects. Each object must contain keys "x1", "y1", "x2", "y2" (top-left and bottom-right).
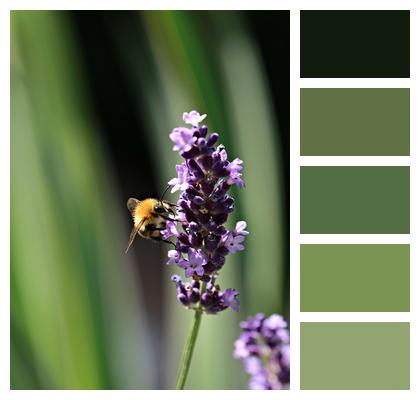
[{"x1": 159, "y1": 185, "x2": 171, "y2": 203}]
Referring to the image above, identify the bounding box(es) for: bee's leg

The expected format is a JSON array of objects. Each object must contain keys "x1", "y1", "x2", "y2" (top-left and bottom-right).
[
  {"x1": 162, "y1": 239, "x2": 176, "y2": 247},
  {"x1": 151, "y1": 212, "x2": 179, "y2": 222},
  {"x1": 150, "y1": 234, "x2": 176, "y2": 248},
  {"x1": 146, "y1": 226, "x2": 176, "y2": 247},
  {"x1": 160, "y1": 215, "x2": 180, "y2": 223}
]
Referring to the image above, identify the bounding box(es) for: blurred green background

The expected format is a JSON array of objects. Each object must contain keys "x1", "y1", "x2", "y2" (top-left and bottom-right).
[{"x1": 11, "y1": 10, "x2": 289, "y2": 389}]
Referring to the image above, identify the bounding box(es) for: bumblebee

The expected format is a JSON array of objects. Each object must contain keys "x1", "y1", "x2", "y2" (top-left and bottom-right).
[{"x1": 125, "y1": 197, "x2": 177, "y2": 253}]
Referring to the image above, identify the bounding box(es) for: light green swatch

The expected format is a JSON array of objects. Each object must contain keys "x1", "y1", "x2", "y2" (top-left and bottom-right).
[
  {"x1": 300, "y1": 244, "x2": 410, "y2": 312},
  {"x1": 301, "y1": 322, "x2": 410, "y2": 389},
  {"x1": 301, "y1": 88, "x2": 410, "y2": 156},
  {"x1": 300, "y1": 166, "x2": 410, "y2": 234}
]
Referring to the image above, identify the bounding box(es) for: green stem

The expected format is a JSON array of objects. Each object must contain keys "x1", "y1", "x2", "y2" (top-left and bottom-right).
[{"x1": 175, "y1": 309, "x2": 203, "y2": 389}]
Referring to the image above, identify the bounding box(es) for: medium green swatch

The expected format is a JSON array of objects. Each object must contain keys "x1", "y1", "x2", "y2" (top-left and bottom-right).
[
  {"x1": 300, "y1": 88, "x2": 410, "y2": 156},
  {"x1": 300, "y1": 322, "x2": 410, "y2": 389},
  {"x1": 300, "y1": 244, "x2": 410, "y2": 312},
  {"x1": 300, "y1": 166, "x2": 410, "y2": 234}
]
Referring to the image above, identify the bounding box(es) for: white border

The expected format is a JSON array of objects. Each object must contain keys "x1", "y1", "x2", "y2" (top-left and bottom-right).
[
  {"x1": 2, "y1": 1, "x2": 419, "y2": 399},
  {"x1": 300, "y1": 313, "x2": 411, "y2": 322},
  {"x1": 300, "y1": 235, "x2": 411, "y2": 244},
  {"x1": 300, "y1": 157, "x2": 410, "y2": 166},
  {"x1": 409, "y1": 3, "x2": 418, "y2": 393},
  {"x1": 1, "y1": 1, "x2": 10, "y2": 397},
  {"x1": 289, "y1": 8, "x2": 301, "y2": 391},
  {"x1": 301, "y1": 78, "x2": 410, "y2": 88},
  {"x1": 2, "y1": 0, "x2": 418, "y2": 11}
]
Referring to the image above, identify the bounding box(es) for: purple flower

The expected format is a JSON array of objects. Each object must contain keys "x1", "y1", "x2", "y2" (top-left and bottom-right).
[
  {"x1": 182, "y1": 110, "x2": 207, "y2": 127},
  {"x1": 228, "y1": 172, "x2": 244, "y2": 188},
  {"x1": 200, "y1": 282, "x2": 240, "y2": 314},
  {"x1": 234, "y1": 338, "x2": 250, "y2": 359},
  {"x1": 244, "y1": 357, "x2": 263, "y2": 375},
  {"x1": 167, "y1": 250, "x2": 181, "y2": 265},
  {"x1": 162, "y1": 221, "x2": 179, "y2": 240},
  {"x1": 216, "y1": 144, "x2": 228, "y2": 161},
  {"x1": 221, "y1": 221, "x2": 248, "y2": 254},
  {"x1": 171, "y1": 274, "x2": 182, "y2": 285},
  {"x1": 233, "y1": 221, "x2": 249, "y2": 236},
  {"x1": 178, "y1": 248, "x2": 207, "y2": 278},
  {"x1": 222, "y1": 288, "x2": 240, "y2": 312},
  {"x1": 228, "y1": 158, "x2": 243, "y2": 174},
  {"x1": 249, "y1": 370, "x2": 270, "y2": 390},
  {"x1": 169, "y1": 127, "x2": 196, "y2": 153},
  {"x1": 240, "y1": 312, "x2": 265, "y2": 331},
  {"x1": 168, "y1": 164, "x2": 190, "y2": 193},
  {"x1": 166, "y1": 111, "x2": 247, "y2": 314},
  {"x1": 264, "y1": 314, "x2": 288, "y2": 330},
  {"x1": 226, "y1": 159, "x2": 245, "y2": 188},
  {"x1": 224, "y1": 233, "x2": 245, "y2": 253},
  {"x1": 172, "y1": 276, "x2": 201, "y2": 307},
  {"x1": 234, "y1": 313, "x2": 290, "y2": 390}
]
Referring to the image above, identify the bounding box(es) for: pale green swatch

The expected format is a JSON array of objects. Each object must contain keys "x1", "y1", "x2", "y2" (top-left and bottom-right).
[{"x1": 301, "y1": 322, "x2": 410, "y2": 389}]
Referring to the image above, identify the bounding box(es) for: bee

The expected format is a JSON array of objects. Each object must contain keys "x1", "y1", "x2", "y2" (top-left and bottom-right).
[{"x1": 125, "y1": 196, "x2": 177, "y2": 253}]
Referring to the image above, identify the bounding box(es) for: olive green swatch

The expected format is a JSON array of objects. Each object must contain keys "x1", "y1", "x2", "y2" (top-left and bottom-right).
[
  {"x1": 300, "y1": 322, "x2": 410, "y2": 389},
  {"x1": 300, "y1": 244, "x2": 410, "y2": 312},
  {"x1": 300, "y1": 166, "x2": 410, "y2": 234},
  {"x1": 300, "y1": 88, "x2": 410, "y2": 156}
]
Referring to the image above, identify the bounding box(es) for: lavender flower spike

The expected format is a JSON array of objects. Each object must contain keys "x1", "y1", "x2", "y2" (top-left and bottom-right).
[
  {"x1": 166, "y1": 111, "x2": 246, "y2": 314},
  {"x1": 234, "y1": 313, "x2": 290, "y2": 390}
]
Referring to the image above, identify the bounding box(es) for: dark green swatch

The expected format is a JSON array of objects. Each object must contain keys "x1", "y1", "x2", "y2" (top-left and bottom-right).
[
  {"x1": 300, "y1": 166, "x2": 410, "y2": 234},
  {"x1": 300, "y1": 322, "x2": 410, "y2": 389},
  {"x1": 300, "y1": 10, "x2": 410, "y2": 78},
  {"x1": 300, "y1": 244, "x2": 410, "y2": 312},
  {"x1": 301, "y1": 88, "x2": 410, "y2": 156}
]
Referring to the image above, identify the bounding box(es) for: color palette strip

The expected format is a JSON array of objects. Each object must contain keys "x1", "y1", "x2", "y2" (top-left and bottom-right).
[
  {"x1": 299, "y1": 9, "x2": 411, "y2": 391},
  {"x1": 300, "y1": 88, "x2": 410, "y2": 156},
  {"x1": 300, "y1": 323, "x2": 410, "y2": 389},
  {"x1": 300, "y1": 244, "x2": 410, "y2": 312},
  {"x1": 300, "y1": 10, "x2": 410, "y2": 78}
]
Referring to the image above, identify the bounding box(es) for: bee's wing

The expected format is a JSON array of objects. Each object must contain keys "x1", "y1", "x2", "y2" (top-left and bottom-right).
[
  {"x1": 125, "y1": 218, "x2": 145, "y2": 253},
  {"x1": 127, "y1": 198, "x2": 140, "y2": 213}
]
